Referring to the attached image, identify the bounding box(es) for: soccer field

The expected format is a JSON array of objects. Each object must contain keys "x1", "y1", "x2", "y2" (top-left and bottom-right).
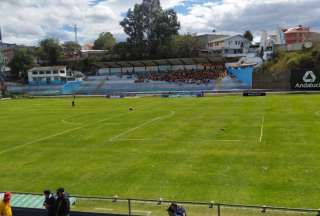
[{"x1": 0, "y1": 95, "x2": 320, "y2": 209}]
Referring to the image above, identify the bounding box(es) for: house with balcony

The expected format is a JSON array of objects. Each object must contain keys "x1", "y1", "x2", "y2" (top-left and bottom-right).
[
  {"x1": 207, "y1": 35, "x2": 252, "y2": 57},
  {"x1": 28, "y1": 66, "x2": 68, "y2": 85}
]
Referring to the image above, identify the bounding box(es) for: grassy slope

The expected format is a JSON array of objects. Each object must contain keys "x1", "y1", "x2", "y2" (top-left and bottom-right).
[{"x1": 0, "y1": 95, "x2": 320, "y2": 208}]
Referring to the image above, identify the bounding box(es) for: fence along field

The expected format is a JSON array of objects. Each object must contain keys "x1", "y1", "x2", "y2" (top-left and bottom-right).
[{"x1": 0, "y1": 95, "x2": 320, "y2": 211}]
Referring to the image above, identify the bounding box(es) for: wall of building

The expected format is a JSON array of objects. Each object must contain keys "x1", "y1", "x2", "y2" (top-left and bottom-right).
[
  {"x1": 28, "y1": 67, "x2": 67, "y2": 85},
  {"x1": 307, "y1": 32, "x2": 320, "y2": 43},
  {"x1": 252, "y1": 70, "x2": 291, "y2": 90}
]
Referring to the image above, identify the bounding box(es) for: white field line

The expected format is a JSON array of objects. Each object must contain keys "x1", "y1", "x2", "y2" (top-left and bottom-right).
[
  {"x1": 94, "y1": 208, "x2": 114, "y2": 211},
  {"x1": 108, "y1": 111, "x2": 176, "y2": 142},
  {"x1": 259, "y1": 116, "x2": 265, "y2": 143},
  {"x1": 116, "y1": 138, "x2": 146, "y2": 141},
  {"x1": 108, "y1": 138, "x2": 241, "y2": 143},
  {"x1": 94, "y1": 208, "x2": 151, "y2": 216},
  {"x1": 61, "y1": 119, "x2": 83, "y2": 126},
  {"x1": 0, "y1": 112, "x2": 133, "y2": 155},
  {"x1": 132, "y1": 210, "x2": 152, "y2": 216}
]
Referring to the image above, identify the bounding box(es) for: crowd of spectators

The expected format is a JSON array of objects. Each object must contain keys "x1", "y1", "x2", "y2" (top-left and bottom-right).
[{"x1": 135, "y1": 69, "x2": 227, "y2": 85}]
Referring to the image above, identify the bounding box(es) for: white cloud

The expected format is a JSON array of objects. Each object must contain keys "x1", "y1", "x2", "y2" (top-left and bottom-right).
[
  {"x1": 178, "y1": 0, "x2": 320, "y2": 39},
  {"x1": 1, "y1": 0, "x2": 320, "y2": 45}
]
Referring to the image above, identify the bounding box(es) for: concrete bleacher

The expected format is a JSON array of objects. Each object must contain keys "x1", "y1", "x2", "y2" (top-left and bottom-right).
[
  {"x1": 7, "y1": 71, "x2": 249, "y2": 96},
  {"x1": 62, "y1": 81, "x2": 82, "y2": 94}
]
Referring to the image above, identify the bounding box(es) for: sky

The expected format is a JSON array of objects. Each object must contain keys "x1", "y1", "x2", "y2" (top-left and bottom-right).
[{"x1": 1, "y1": 0, "x2": 320, "y2": 46}]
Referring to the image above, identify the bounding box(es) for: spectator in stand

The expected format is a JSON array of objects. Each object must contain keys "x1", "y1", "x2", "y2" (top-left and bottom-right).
[
  {"x1": 43, "y1": 190, "x2": 55, "y2": 216},
  {"x1": 137, "y1": 67, "x2": 227, "y2": 85},
  {"x1": 0, "y1": 192, "x2": 12, "y2": 216},
  {"x1": 54, "y1": 188, "x2": 70, "y2": 216}
]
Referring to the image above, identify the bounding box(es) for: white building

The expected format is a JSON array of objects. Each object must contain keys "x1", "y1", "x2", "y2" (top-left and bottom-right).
[
  {"x1": 208, "y1": 35, "x2": 252, "y2": 57},
  {"x1": 259, "y1": 28, "x2": 287, "y2": 61},
  {"x1": 28, "y1": 66, "x2": 68, "y2": 85}
]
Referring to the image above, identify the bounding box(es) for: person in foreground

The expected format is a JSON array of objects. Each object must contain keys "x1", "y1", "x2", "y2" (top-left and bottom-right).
[
  {"x1": 43, "y1": 190, "x2": 55, "y2": 216},
  {"x1": 167, "y1": 202, "x2": 187, "y2": 216},
  {"x1": 55, "y1": 188, "x2": 70, "y2": 216},
  {"x1": 0, "y1": 192, "x2": 12, "y2": 216}
]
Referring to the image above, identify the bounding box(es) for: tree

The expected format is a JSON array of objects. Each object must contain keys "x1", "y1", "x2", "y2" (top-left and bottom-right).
[
  {"x1": 93, "y1": 32, "x2": 116, "y2": 50},
  {"x1": 172, "y1": 34, "x2": 201, "y2": 58},
  {"x1": 63, "y1": 41, "x2": 81, "y2": 56},
  {"x1": 120, "y1": 0, "x2": 180, "y2": 59},
  {"x1": 113, "y1": 42, "x2": 130, "y2": 60},
  {"x1": 120, "y1": 4, "x2": 146, "y2": 59},
  {"x1": 9, "y1": 48, "x2": 35, "y2": 79},
  {"x1": 0, "y1": 49, "x2": 4, "y2": 74},
  {"x1": 38, "y1": 38, "x2": 62, "y2": 65},
  {"x1": 244, "y1": 30, "x2": 253, "y2": 42},
  {"x1": 149, "y1": 9, "x2": 180, "y2": 57}
]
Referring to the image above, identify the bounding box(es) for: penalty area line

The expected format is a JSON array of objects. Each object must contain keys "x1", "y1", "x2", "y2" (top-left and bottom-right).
[
  {"x1": 0, "y1": 111, "x2": 134, "y2": 155},
  {"x1": 259, "y1": 116, "x2": 265, "y2": 143},
  {"x1": 108, "y1": 111, "x2": 176, "y2": 142}
]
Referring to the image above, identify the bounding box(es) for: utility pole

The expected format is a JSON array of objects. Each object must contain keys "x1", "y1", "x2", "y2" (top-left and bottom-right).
[
  {"x1": 0, "y1": 25, "x2": 3, "y2": 44},
  {"x1": 74, "y1": 24, "x2": 78, "y2": 44}
]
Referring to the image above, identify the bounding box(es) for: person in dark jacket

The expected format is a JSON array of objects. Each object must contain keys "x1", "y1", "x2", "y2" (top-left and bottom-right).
[
  {"x1": 167, "y1": 203, "x2": 177, "y2": 216},
  {"x1": 167, "y1": 203, "x2": 187, "y2": 216},
  {"x1": 54, "y1": 188, "x2": 70, "y2": 216},
  {"x1": 43, "y1": 190, "x2": 55, "y2": 216}
]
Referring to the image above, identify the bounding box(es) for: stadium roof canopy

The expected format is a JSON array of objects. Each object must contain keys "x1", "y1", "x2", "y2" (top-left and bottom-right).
[{"x1": 93, "y1": 57, "x2": 224, "y2": 69}]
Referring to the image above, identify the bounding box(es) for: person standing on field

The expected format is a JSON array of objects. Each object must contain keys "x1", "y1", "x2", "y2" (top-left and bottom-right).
[{"x1": 0, "y1": 192, "x2": 12, "y2": 216}]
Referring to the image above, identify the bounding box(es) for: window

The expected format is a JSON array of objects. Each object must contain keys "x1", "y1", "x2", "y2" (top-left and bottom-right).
[
  {"x1": 46, "y1": 71, "x2": 51, "y2": 74},
  {"x1": 39, "y1": 71, "x2": 44, "y2": 75},
  {"x1": 32, "y1": 71, "x2": 38, "y2": 75},
  {"x1": 60, "y1": 70, "x2": 65, "y2": 74},
  {"x1": 53, "y1": 70, "x2": 58, "y2": 74}
]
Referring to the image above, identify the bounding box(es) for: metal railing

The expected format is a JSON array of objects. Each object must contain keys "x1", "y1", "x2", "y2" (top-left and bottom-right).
[{"x1": 7, "y1": 192, "x2": 320, "y2": 216}]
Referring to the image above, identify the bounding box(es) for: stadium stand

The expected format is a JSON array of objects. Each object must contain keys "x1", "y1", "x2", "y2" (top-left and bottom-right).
[{"x1": 6, "y1": 57, "x2": 252, "y2": 95}]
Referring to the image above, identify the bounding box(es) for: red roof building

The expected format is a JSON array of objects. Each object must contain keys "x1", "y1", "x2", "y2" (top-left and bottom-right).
[{"x1": 282, "y1": 25, "x2": 310, "y2": 45}]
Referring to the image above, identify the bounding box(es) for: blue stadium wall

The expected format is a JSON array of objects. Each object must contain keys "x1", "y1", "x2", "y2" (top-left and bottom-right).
[
  {"x1": 29, "y1": 80, "x2": 64, "y2": 85},
  {"x1": 227, "y1": 66, "x2": 254, "y2": 88}
]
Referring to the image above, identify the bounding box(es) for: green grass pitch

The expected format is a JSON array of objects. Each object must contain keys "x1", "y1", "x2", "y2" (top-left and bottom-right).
[{"x1": 0, "y1": 95, "x2": 320, "y2": 209}]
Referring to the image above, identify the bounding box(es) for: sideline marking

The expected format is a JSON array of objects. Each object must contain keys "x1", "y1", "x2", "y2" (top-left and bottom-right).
[
  {"x1": 95, "y1": 208, "x2": 114, "y2": 211},
  {"x1": 0, "y1": 111, "x2": 134, "y2": 155},
  {"x1": 259, "y1": 116, "x2": 265, "y2": 143},
  {"x1": 108, "y1": 138, "x2": 241, "y2": 143},
  {"x1": 94, "y1": 208, "x2": 151, "y2": 216},
  {"x1": 132, "y1": 210, "x2": 152, "y2": 216},
  {"x1": 108, "y1": 111, "x2": 176, "y2": 142}
]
